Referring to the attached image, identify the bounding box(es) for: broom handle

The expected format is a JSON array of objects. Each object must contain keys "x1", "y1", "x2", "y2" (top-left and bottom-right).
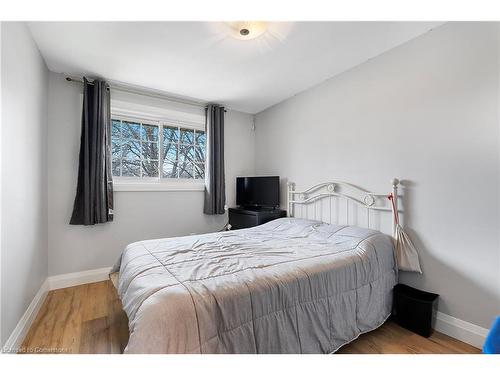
[
  {"x1": 388, "y1": 194, "x2": 399, "y2": 225},
  {"x1": 389, "y1": 178, "x2": 400, "y2": 237}
]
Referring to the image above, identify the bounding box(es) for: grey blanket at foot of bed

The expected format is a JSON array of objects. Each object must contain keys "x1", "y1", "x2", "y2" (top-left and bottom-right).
[{"x1": 113, "y1": 218, "x2": 397, "y2": 354}]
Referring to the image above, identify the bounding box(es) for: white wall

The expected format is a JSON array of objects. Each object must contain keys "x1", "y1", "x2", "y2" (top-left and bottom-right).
[
  {"x1": 254, "y1": 22, "x2": 500, "y2": 329},
  {"x1": 47, "y1": 72, "x2": 255, "y2": 276},
  {"x1": 1, "y1": 22, "x2": 49, "y2": 345}
]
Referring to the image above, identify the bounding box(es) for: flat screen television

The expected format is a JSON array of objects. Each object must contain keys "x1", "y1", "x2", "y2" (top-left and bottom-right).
[{"x1": 236, "y1": 176, "x2": 280, "y2": 208}]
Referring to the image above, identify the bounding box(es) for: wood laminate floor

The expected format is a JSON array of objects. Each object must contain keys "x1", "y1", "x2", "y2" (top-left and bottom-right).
[{"x1": 21, "y1": 280, "x2": 480, "y2": 354}]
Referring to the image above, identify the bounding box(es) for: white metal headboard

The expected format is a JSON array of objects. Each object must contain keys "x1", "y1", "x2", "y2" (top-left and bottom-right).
[{"x1": 287, "y1": 178, "x2": 400, "y2": 237}]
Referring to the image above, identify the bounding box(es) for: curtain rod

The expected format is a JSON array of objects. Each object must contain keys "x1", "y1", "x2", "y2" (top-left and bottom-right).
[{"x1": 65, "y1": 77, "x2": 226, "y2": 111}]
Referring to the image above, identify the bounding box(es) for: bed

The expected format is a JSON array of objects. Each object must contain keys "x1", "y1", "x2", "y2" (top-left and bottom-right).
[{"x1": 111, "y1": 179, "x2": 401, "y2": 354}]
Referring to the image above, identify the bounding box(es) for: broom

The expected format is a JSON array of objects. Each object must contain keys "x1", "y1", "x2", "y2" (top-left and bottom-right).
[{"x1": 388, "y1": 193, "x2": 422, "y2": 273}]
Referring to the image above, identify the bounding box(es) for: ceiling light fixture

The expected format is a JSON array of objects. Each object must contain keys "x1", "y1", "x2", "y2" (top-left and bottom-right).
[{"x1": 225, "y1": 21, "x2": 267, "y2": 40}]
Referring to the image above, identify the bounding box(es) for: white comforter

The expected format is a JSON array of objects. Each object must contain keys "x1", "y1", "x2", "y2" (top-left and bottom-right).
[{"x1": 113, "y1": 218, "x2": 397, "y2": 353}]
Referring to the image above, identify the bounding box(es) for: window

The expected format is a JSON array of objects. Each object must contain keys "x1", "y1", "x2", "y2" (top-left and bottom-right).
[{"x1": 111, "y1": 117, "x2": 206, "y2": 182}]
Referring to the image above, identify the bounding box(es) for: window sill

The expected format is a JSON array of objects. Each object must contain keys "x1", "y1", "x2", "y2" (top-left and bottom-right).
[{"x1": 113, "y1": 180, "x2": 205, "y2": 192}]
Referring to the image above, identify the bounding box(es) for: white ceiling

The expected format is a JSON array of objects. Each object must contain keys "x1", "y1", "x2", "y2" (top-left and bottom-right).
[{"x1": 28, "y1": 22, "x2": 442, "y2": 114}]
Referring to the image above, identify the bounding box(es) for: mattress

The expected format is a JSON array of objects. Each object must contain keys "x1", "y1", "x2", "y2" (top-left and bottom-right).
[{"x1": 112, "y1": 217, "x2": 397, "y2": 353}]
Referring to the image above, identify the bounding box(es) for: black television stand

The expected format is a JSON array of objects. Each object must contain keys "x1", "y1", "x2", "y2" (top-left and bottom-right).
[{"x1": 228, "y1": 206, "x2": 287, "y2": 229}]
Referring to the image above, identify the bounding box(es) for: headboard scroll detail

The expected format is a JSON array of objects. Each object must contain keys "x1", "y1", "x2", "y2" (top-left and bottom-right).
[{"x1": 287, "y1": 178, "x2": 400, "y2": 237}]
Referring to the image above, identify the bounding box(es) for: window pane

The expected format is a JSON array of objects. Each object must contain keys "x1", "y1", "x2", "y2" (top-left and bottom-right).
[
  {"x1": 112, "y1": 159, "x2": 121, "y2": 177},
  {"x1": 179, "y1": 145, "x2": 194, "y2": 162},
  {"x1": 163, "y1": 142, "x2": 178, "y2": 161},
  {"x1": 162, "y1": 161, "x2": 178, "y2": 178},
  {"x1": 142, "y1": 124, "x2": 158, "y2": 141},
  {"x1": 112, "y1": 119, "x2": 121, "y2": 138},
  {"x1": 194, "y1": 146, "x2": 205, "y2": 163},
  {"x1": 163, "y1": 126, "x2": 179, "y2": 143},
  {"x1": 142, "y1": 160, "x2": 159, "y2": 177},
  {"x1": 122, "y1": 140, "x2": 141, "y2": 160},
  {"x1": 122, "y1": 121, "x2": 141, "y2": 139},
  {"x1": 121, "y1": 159, "x2": 141, "y2": 177},
  {"x1": 142, "y1": 141, "x2": 159, "y2": 160},
  {"x1": 180, "y1": 128, "x2": 194, "y2": 144},
  {"x1": 195, "y1": 130, "x2": 206, "y2": 147},
  {"x1": 194, "y1": 163, "x2": 205, "y2": 179},
  {"x1": 112, "y1": 139, "x2": 121, "y2": 159},
  {"x1": 178, "y1": 162, "x2": 194, "y2": 178}
]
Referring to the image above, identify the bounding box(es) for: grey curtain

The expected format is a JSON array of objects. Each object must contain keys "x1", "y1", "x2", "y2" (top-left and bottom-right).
[
  {"x1": 204, "y1": 105, "x2": 226, "y2": 215},
  {"x1": 70, "y1": 77, "x2": 113, "y2": 225}
]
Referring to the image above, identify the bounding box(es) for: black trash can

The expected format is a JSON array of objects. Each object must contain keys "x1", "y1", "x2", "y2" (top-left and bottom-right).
[{"x1": 393, "y1": 283, "x2": 439, "y2": 337}]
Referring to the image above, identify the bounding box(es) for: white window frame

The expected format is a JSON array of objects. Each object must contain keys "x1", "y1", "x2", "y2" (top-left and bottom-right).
[{"x1": 111, "y1": 110, "x2": 206, "y2": 192}]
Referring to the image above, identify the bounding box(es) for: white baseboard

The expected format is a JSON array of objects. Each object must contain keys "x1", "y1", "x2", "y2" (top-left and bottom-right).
[
  {"x1": 435, "y1": 311, "x2": 489, "y2": 349},
  {"x1": 2, "y1": 279, "x2": 49, "y2": 353},
  {"x1": 48, "y1": 267, "x2": 112, "y2": 290}
]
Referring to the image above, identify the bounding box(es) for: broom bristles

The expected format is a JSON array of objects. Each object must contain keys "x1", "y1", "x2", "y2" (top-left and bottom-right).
[{"x1": 394, "y1": 223, "x2": 422, "y2": 273}]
